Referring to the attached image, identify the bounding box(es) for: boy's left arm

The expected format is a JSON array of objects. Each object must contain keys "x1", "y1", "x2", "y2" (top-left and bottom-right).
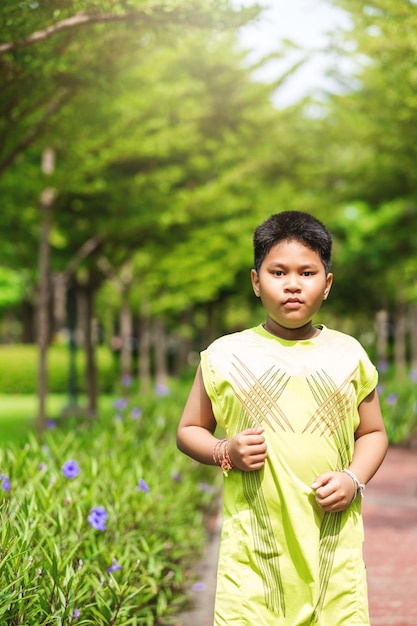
[
  {"x1": 312, "y1": 388, "x2": 388, "y2": 513},
  {"x1": 348, "y1": 387, "x2": 389, "y2": 484}
]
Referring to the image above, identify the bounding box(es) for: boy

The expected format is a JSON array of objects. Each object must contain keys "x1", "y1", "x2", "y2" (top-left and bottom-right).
[{"x1": 177, "y1": 211, "x2": 388, "y2": 625}]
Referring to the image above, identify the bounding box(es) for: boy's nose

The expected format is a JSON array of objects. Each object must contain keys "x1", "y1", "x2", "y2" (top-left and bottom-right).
[{"x1": 285, "y1": 275, "x2": 301, "y2": 291}]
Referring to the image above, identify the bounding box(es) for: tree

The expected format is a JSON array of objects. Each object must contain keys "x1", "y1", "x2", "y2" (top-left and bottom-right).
[
  {"x1": 304, "y1": 0, "x2": 417, "y2": 373},
  {"x1": 0, "y1": 0, "x2": 267, "y2": 422},
  {"x1": 0, "y1": 0, "x2": 258, "y2": 175}
]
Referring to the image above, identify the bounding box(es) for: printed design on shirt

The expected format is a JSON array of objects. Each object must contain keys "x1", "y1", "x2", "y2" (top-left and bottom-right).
[
  {"x1": 303, "y1": 368, "x2": 356, "y2": 621},
  {"x1": 229, "y1": 358, "x2": 358, "y2": 620},
  {"x1": 236, "y1": 406, "x2": 286, "y2": 617},
  {"x1": 303, "y1": 367, "x2": 355, "y2": 467},
  {"x1": 230, "y1": 355, "x2": 291, "y2": 616},
  {"x1": 312, "y1": 510, "x2": 343, "y2": 622},
  {"x1": 230, "y1": 354, "x2": 294, "y2": 433}
]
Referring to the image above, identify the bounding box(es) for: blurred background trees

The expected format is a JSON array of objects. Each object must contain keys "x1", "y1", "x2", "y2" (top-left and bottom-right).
[{"x1": 1, "y1": 0, "x2": 417, "y2": 427}]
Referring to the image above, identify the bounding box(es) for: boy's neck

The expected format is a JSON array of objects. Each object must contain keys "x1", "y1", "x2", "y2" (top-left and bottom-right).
[{"x1": 263, "y1": 319, "x2": 321, "y2": 341}]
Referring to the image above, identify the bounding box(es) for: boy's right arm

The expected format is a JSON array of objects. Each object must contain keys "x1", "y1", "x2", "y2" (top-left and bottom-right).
[
  {"x1": 176, "y1": 364, "x2": 219, "y2": 466},
  {"x1": 176, "y1": 364, "x2": 267, "y2": 471}
]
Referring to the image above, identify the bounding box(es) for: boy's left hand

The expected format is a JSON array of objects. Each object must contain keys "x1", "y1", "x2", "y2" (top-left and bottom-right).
[{"x1": 311, "y1": 471, "x2": 356, "y2": 512}]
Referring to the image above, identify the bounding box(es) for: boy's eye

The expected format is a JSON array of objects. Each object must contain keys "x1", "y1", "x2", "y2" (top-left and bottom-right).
[{"x1": 270, "y1": 269, "x2": 316, "y2": 277}]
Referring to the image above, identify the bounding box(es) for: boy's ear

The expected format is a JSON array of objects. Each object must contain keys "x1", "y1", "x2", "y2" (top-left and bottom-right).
[
  {"x1": 323, "y1": 273, "x2": 333, "y2": 300},
  {"x1": 251, "y1": 269, "x2": 260, "y2": 297}
]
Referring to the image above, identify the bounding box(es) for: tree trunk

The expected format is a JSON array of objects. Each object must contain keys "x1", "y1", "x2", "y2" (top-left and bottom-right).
[
  {"x1": 37, "y1": 191, "x2": 53, "y2": 435},
  {"x1": 120, "y1": 294, "x2": 132, "y2": 379},
  {"x1": 79, "y1": 281, "x2": 98, "y2": 417},
  {"x1": 138, "y1": 302, "x2": 152, "y2": 395},
  {"x1": 21, "y1": 299, "x2": 36, "y2": 343},
  {"x1": 394, "y1": 304, "x2": 407, "y2": 381},
  {"x1": 174, "y1": 308, "x2": 194, "y2": 375},
  {"x1": 375, "y1": 309, "x2": 389, "y2": 368},
  {"x1": 153, "y1": 316, "x2": 167, "y2": 387},
  {"x1": 409, "y1": 304, "x2": 417, "y2": 372},
  {"x1": 52, "y1": 271, "x2": 68, "y2": 336},
  {"x1": 36, "y1": 148, "x2": 55, "y2": 437},
  {"x1": 66, "y1": 283, "x2": 79, "y2": 409}
]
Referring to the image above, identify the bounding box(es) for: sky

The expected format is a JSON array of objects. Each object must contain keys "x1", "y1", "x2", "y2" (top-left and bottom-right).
[{"x1": 237, "y1": 0, "x2": 351, "y2": 106}]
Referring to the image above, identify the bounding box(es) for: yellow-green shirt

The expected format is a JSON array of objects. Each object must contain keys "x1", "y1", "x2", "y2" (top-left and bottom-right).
[{"x1": 200, "y1": 324, "x2": 378, "y2": 626}]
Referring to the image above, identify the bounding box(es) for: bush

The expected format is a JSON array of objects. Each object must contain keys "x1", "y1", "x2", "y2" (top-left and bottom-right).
[
  {"x1": 378, "y1": 366, "x2": 417, "y2": 444},
  {"x1": 0, "y1": 345, "x2": 116, "y2": 394},
  {"x1": 0, "y1": 383, "x2": 220, "y2": 624}
]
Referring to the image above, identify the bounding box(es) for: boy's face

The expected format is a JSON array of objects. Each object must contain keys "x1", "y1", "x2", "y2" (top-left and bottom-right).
[{"x1": 251, "y1": 239, "x2": 333, "y2": 340}]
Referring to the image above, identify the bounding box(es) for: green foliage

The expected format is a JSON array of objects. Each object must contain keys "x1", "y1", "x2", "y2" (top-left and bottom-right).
[
  {"x1": 0, "y1": 0, "x2": 275, "y2": 343},
  {"x1": 0, "y1": 385, "x2": 219, "y2": 624},
  {"x1": 326, "y1": 200, "x2": 417, "y2": 318},
  {"x1": 378, "y1": 367, "x2": 417, "y2": 445},
  {"x1": 0, "y1": 267, "x2": 26, "y2": 309},
  {"x1": 0, "y1": 345, "x2": 115, "y2": 394},
  {"x1": 2, "y1": 0, "x2": 417, "y2": 366}
]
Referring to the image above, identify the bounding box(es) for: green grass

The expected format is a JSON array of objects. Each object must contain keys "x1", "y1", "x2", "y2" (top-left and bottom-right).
[
  {"x1": 0, "y1": 394, "x2": 114, "y2": 445},
  {"x1": 0, "y1": 344, "x2": 116, "y2": 394}
]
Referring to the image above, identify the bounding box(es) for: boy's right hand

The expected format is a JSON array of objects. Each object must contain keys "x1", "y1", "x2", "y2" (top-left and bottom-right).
[{"x1": 229, "y1": 427, "x2": 267, "y2": 471}]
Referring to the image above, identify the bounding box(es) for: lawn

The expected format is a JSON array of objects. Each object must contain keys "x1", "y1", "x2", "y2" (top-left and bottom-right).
[{"x1": 0, "y1": 394, "x2": 114, "y2": 445}]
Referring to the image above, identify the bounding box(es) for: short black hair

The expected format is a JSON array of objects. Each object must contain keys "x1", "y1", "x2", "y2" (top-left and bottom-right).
[{"x1": 253, "y1": 211, "x2": 332, "y2": 274}]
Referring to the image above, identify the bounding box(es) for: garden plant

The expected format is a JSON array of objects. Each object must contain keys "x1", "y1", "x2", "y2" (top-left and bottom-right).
[
  {"x1": 0, "y1": 380, "x2": 220, "y2": 625},
  {"x1": 377, "y1": 365, "x2": 417, "y2": 446}
]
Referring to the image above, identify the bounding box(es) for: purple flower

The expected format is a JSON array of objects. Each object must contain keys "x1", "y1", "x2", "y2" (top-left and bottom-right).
[
  {"x1": 198, "y1": 482, "x2": 216, "y2": 494},
  {"x1": 154, "y1": 382, "x2": 170, "y2": 397},
  {"x1": 47, "y1": 420, "x2": 56, "y2": 429},
  {"x1": 73, "y1": 608, "x2": 80, "y2": 619},
  {"x1": 88, "y1": 506, "x2": 108, "y2": 531},
  {"x1": 410, "y1": 370, "x2": 417, "y2": 382},
  {"x1": 386, "y1": 393, "x2": 398, "y2": 405},
  {"x1": 0, "y1": 474, "x2": 10, "y2": 491},
  {"x1": 61, "y1": 460, "x2": 80, "y2": 479},
  {"x1": 377, "y1": 360, "x2": 388, "y2": 373},
  {"x1": 191, "y1": 581, "x2": 206, "y2": 592},
  {"x1": 131, "y1": 407, "x2": 142, "y2": 419},
  {"x1": 121, "y1": 374, "x2": 133, "y2": 387},
  {"x1": 106, "y1": 558, "x2": 123, "y2": 573},
  {"x1": 114, "y1": 398, "x2": 127, "y2": 411},
  {"x1": 171, "y1": 470, "x2": 183, "y2": 483},
  {"x1": 136, "y1": 478, "x2": 150, "y2": 493}
]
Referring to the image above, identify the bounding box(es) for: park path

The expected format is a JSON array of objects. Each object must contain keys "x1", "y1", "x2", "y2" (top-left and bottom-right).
[
  {"x1": 176, "y1": 445, "x2": 417, "y2": 626},
  {"x1": 363, "y1": 446, "x2": 417, "y2": 626}
]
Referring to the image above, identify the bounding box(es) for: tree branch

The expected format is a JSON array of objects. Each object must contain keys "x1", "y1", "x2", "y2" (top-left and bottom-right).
[
  {"x1": 64, "y1": 236, "x2": 105, "y2": 280},
  {"x1": 0, "y1": 89, "x2": 71, "y2": 177},
  {"x1": 0, "y1": 12, "x2": 136, "y2": 55},
  {"x1": 0, "y1": 4, "x2": 254, "y2": 56}
]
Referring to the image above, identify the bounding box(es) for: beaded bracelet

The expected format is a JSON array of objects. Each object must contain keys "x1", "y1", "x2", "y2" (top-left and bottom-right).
[
  {"x1": 212, "y1": 439, "x2": 235, "y2": 476},
  {"x1": 342, "y1": 468, "x2": 365, "y2": 501},
  {"x1": 221, "y1": 440, "x2": 235, "y2": 477},
  {"x1": 212, "y1": 439, "x2": 225, "y2": 467}
]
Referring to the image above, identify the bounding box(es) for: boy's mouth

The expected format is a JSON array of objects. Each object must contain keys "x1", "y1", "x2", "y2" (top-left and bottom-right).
[{"x1": 285, "y1": 298, "x2": 302, "y2": 304}]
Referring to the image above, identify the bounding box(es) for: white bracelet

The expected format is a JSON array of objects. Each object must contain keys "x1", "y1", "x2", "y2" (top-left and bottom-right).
[{"x1": 342, "y1": 468, "x2": 365, "y2": 500}]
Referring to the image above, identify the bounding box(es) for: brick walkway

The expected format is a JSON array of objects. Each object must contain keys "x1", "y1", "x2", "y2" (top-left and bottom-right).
[
  {"x1": 363, "y1": 446, "x2": 417, "y2": 626},
  {"x1": 177, "y1": 446, "x2": 417, "y2": 626}
]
